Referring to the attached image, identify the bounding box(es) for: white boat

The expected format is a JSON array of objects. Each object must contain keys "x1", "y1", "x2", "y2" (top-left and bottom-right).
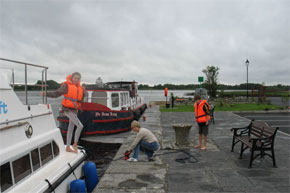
[{"x1": 0, "y1": 58, "x2": 87, "y2": 193}]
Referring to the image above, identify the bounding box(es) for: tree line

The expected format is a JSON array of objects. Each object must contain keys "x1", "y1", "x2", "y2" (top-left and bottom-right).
[
  {"x1": 12, "y1": 79, "x2": 289, "y2": 93},
  {"x1": 13, "y1": 80, "x2": 61, "y2": 91},
  {"x1": 139, "y1": 83, "x2": 290, "y2": 91}
]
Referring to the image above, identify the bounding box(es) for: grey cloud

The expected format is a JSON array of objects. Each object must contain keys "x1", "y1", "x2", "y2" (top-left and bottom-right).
[{"x1": 0, "y1": 0, "x2": 289, "y2": 85}]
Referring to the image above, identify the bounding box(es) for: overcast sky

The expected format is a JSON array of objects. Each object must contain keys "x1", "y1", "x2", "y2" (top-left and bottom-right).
[{"x1": 0, "y1": 0, "x2": 289, "y2": 86}]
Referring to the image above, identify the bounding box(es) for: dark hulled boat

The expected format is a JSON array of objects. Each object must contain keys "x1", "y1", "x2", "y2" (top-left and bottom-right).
[{"x1": 57, "y1": 80, "x2": 147, "y2": 137}]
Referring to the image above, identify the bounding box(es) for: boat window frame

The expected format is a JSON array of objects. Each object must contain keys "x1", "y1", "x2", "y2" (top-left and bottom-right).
[
  {"x1": 0, "y1": 140, "x2": 60, "y2": 192},
  {"x1": 39, "y1": 142, "x2": 54, "y2": 166},
  {"x1": 0, "y1": 162, "x2": 13, "y2": 192},
  {"x1": 91, "y1": 91, "x2": 108, "y2": 106},
  {"x1": 111, "y1": 93, "x2": 119, "y2": 108},
  {"x1": 30, "y1": 148, "x2": 41, "y2": 172},
  {"x1": 121, "y1": 93, "x2": 124, "y2": 106},
  {"x1": 125, "y1": 92, "x2": 129, "y2": 105},
  {"x1": 12, "y1": 153, "x2": 32, "y2": 184},
  {"x1": 52, "y1": 141, "x2": 60, "y2": 157}
]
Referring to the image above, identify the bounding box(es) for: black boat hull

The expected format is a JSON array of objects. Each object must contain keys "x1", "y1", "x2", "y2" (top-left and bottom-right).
[{"x1": 57, "y1": 103, "x2": 147, "y2": 136}]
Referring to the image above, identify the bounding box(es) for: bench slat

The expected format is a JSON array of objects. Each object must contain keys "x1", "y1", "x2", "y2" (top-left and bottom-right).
[
  {"x1": 263, "y1": 127, "x2": 275, "y2": 134},
  {"x1": 236, "y1": 136, "x2": 253, "y2": 147}
]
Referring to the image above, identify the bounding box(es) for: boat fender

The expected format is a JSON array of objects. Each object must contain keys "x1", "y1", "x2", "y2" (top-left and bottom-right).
[
  {"x1": 83, "y1": 162, "x2": 98, "y2": 192},
  {"x1": 70, "y1": 179, "x2": 87, "y2": 193}
]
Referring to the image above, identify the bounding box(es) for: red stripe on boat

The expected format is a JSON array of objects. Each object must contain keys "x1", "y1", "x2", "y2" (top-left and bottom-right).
[
  {"x1": 84, "y1": 127, "x2": 131, "y2": 135},
  {"x1": 80, "y1": 102, "x2": 139, "y2": 113},
  {"x1": 81, "y1": 102, "x2": 111, "y2": 111},
  {"x1": 92, "y1": 115, "x2": 134, "y2": 123},
  {"x1": 58, "y1": 115, "x2": 134, "y2": 123},
  {"x1": 60, "y1": 102, "x2": 146, "y2": 113},
  {"x1": 60, "y1": 127, "x2": 131, "y2": 134},
  {"x1": 57, "y1": 118, "x2": 69, "y2": 122}
]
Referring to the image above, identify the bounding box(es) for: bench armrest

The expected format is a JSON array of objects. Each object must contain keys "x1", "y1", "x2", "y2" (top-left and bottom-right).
[
  {"x1": 231, "y1": 127, "x2": 249, "y2": 136},
  {"x1": 230, "y1": 126, "x2": 248, "y2": 131}
]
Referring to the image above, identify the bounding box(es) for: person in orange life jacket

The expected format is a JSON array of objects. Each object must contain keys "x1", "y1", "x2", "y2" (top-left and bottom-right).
[
  {"x1": 194, "y1": 95, "x2": 211, "y2": 151},
  {"x1": 42, "y1": 72, "x2": 86, "y2": 153}
]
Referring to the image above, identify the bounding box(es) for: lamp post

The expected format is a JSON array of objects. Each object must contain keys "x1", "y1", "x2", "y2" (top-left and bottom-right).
[{"x1": 245, "y1": 59, "x2": 250, "y2": 101}]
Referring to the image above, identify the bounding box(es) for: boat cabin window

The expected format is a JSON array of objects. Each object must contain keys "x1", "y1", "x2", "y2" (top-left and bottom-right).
[
  {"x1": 31, "y1": 148, "x2": 40, "y2": 171},
  {"x1": 111, "y1": 93, "x2": 119, "y2": 108},
  {"x1": 120, "y1": 92, "x2": 129, "y2": 106},
  {"x1": 40, "y1": 143, "x2": 53, "y2": 166},
  {"x1": 125, "y1": 93, "x2": 129, "y2": 104},
  {"x1": 120, "y1": 93, "x2": 125, "y2": 106},
  {"x1": 0, "y1": 141, "x2": 59, "y2": 192},
  {"x1": 52, "y1": 141, "x2": 59, "y2": 157},
  {"x1": 12, "y1": 154, "x2": 32, "y2": 183},
  {"x1": 92, "y1": 91, "x2": 107, "y2": 106},
  {"x1": 0, "y1": 162, "x2": 13, "y2": 192}
]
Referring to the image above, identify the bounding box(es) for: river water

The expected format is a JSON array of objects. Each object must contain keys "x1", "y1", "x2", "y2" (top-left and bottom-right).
[
  {"x1": 15, "y1": 90, "x2": 194, "y2": 122},
  {"x1": 15, "y1": 89, "x2": 259, "y2": 124}
]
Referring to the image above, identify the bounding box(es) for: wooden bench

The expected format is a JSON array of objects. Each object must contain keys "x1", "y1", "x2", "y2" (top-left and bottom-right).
[{"x1": 231, "y1": 120, "x2": 279, "y2": 168}]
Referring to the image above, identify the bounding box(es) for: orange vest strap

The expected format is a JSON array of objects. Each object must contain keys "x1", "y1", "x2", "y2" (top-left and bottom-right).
[{"x1": 63, "y1": 96, "x2": 81, "y2": 102}]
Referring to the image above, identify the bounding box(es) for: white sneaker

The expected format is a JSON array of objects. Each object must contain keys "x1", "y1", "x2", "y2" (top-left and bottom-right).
[
  {"x1": 156, "y1": 145, "x2": 161, "y2": 152},
  {"x1": 127, "y1": 157, "x2": 138, "y2": 162}
]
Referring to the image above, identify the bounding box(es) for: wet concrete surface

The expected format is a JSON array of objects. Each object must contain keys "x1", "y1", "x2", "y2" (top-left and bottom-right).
[
  {"x1": 235, "y1": 112, "x2": 290, "y2": 134},
  {"x1": 161, "y1": 111, "x2": 290, "y2": 193},
  {"x1": 93, "y1": 106, "x2": 167, "y2": 193},
  {"x1": 93, "y1": 107, "x2": 289, "y2": 193}
]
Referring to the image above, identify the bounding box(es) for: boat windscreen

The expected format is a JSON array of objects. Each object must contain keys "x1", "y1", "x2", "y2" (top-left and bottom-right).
[{"x1": 92, "y1": 92, "x2": 107, "y2": 106}]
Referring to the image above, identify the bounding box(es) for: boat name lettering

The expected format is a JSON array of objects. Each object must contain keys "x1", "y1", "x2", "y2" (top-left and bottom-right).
[
  {"x1": 0, "y1": 101, "x2": 8, "y2": 114},
  {"x1": 95, "y1": 112, "x2": 118, "y2": 117}
]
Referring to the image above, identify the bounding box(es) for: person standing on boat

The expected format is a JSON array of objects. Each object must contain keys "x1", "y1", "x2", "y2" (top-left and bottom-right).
[
  {"x1": 127, "y1": 121, "x2": 160, "y2": 162},
  {"x1": 194, "y1": 95, "x2": 211, "y2": 151},
  {"x1": 42, "y1": 72, "x2": 85, "y2": 153}
]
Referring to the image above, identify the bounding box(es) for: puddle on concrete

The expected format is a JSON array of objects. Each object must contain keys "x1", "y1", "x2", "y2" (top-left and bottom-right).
[
  {"x1": 118, "y1": 179, "x2": 148, "y2": 188},
  {"x1": 137, "y1": 174, "x2": 163, "y2": 184},
  {"x1": 237, "y1": 170, "x2": 273, "y2": 177}
]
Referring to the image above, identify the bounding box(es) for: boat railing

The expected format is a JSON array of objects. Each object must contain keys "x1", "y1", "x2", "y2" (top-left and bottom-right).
[
  {"x1": 88, "y1": 97, "x2": 110, "y2": 99},
  {"x1": 0, "y1": 58, "x2": 49, "y2": 105}
]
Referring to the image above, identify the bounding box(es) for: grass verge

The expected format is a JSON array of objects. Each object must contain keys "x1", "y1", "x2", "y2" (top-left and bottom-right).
[{"x1": 160, "y1": 103, "x2": 282, "y2": 112}]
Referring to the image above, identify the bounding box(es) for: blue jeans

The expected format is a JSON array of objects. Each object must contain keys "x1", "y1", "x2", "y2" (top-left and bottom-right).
[{"x1": 132, "y1": 140, "x2": 159, "y2": 159}]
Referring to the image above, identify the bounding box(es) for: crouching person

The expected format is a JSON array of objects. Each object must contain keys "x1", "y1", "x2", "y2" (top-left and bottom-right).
[{"x1": 127, "y1": 121, "x2": 160, "y2": 162}]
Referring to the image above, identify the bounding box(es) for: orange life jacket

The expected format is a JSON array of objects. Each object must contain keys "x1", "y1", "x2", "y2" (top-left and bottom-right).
[
  {"x1": 62, "y1": 75, "x2": 84, "y2": 110},
  {"x1": 194, "y1": 100, "x2": 210, "y2": 123}
]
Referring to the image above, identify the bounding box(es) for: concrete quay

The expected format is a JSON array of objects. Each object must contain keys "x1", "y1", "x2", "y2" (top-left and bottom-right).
[
  {"x1": 93, "y1": 106, "x2": 167, "y2": 193},
  {"x1": 94, "y1": 106, "x2": 290, "y2": 193}
]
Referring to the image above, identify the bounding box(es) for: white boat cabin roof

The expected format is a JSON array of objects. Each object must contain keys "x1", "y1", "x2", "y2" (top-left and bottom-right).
[{"x1": 0, "y1": 71, "x2": 12, "y2": 90}]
